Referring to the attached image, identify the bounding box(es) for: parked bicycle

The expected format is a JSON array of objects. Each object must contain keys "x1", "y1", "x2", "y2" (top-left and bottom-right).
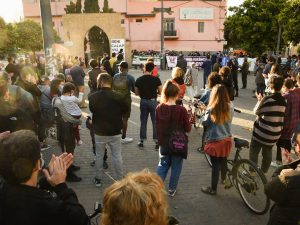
[
  {"x1": 204, "y1": 137, "x2": 270, "y2": 215},
  {"x1": 88, "y1": 202, "x2": 102, "y2": 225}
]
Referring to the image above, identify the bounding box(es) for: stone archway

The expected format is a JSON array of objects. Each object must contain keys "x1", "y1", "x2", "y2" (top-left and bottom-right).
[
  {"x1": 62, "y1": 13, "x2": 131, "y2": 65},
  {"x1": 84, "y1": 26, "x2": 110, "y2": 61}
]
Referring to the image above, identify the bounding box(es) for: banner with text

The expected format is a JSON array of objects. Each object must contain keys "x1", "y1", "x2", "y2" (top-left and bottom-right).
[{"x1": 111, "y1": 39, "x2": 125, "y2": 57}]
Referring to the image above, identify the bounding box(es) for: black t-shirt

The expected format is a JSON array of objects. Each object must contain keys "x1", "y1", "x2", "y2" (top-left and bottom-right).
[{"x1": 135, "y1": 75, "x2": 162, "y2": 99}]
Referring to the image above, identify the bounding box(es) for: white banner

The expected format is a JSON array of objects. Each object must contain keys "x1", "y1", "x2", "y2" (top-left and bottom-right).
[
  {"x1": 166, "y1": 56, "x2": 178, "y2": 68},
  {"x1": 180, "y1": 8, "x2": 214, "y2": 20},
  {"x1": 111, "y1": 39, "x2": 125, "y2": 57}
]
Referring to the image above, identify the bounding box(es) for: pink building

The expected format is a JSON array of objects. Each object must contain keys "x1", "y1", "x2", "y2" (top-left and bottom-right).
[{"x1": 22, "y1": 0, "x2": 227, "y2": 52}]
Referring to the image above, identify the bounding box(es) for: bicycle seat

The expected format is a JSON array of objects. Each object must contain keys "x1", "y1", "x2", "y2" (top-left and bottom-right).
[{"x1": 234, "y1": 138, "x2": 249, "y2": 149}]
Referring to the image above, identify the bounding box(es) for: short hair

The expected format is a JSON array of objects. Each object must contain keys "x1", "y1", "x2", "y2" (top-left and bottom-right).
[
  {"x1": 97, "y1": 73, "x2": 112, "y2": 88},
  {"x1": 101, "y1": 170, "x2": 168, "y2": 225},
  {"x1": 89, "y1": 59, "x2": 98, "y2": 69},
  {"x1": 62, "y1": 82, "x2": 76, "y2": 94},
  {"x1": 0, "y1": 130, "x2": 41, "y2": 185},
  {"x1": 112, "y1": 52, "x2": 116, "y2": 58},
  {"x1": 219, "y1": 66, "x2": 231, "y2": 79},
  {"x1": 283, "y1": 78, "x2": 294, "y2": 90},
  {"x1": 268, "y1": 56, "x2": 275, "y2": 63},
  {"x1": 207, "y1": 72, "x2": 222, "y2": 89},
  {"x1": 145, "y1": 62, "x2": 155, "y2": 72},
  {"x1": 119, "y1": 61, "x2": 128, "y2": 69},
  {"x1": 50, "y1": 78, "x2": 64, "y2": 96},
  {"x1": 117, "y1": 54, "x2": 124, "y2": 61},
  {"x1": 55, "y1": 73, "x2": 65, "y2": 81},
  {"x1": 171, "y1": 67, "x2": 184, "y2": 79},
  {"x1": 269, "y1": 75, "x2": 284, "y2": 92},
  {"x1": 162, "y1": 80, "x2": 179, "y2": 103}
]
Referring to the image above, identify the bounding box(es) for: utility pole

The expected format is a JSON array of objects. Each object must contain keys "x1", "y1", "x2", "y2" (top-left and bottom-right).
[
  {"x1": 161, "y1": 0, "x2": 164, "y2": 70},
  {"x1": 40, "y1": 0, "x2": 57, "y2": 76},
  {"x1": 276, "y1": 24, "x2": 282, "y2": 60}
]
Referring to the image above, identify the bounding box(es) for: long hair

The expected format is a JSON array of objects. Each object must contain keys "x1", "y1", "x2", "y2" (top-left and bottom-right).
[
  {"x1": 101, "y1": 170, "x2": 168, "y2": 225},
  {"x1": 207, "y1": 84, "x2": 230, "y2": 124},
  {"x1": 161, "y1": 80, "x2": 179, "y2": 103}
]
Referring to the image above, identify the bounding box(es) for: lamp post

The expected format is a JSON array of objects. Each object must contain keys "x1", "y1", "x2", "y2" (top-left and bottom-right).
[{"x1": 160, "y1": 0, "x2": 165, "y2": 70}]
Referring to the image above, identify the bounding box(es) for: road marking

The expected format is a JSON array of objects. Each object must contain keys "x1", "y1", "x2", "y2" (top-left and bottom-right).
[{"x1": 104, "y1": 171, "x2": 116, "y2": 182}]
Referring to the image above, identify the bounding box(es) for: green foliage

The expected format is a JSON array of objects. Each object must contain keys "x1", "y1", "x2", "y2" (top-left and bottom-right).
[
  {"x1": 65, "y1": 0, "x2": 82, "y2": 14},
  {"x1": 83, "y1": 0, "x2": 100, "y2": 13},
  {"x1": 102, "y1": 0, "x2": 114, "y2": 13},
  {"x1": 0, "y1": 17, "x2": 7, "y2": 49},
  {"x1": 280, "y1": 0, "x2": 300, "y2": 45},
  {"x1": 224, "y1": 0, "x2": 287, "y2": 56},
  {"x1": 53, "y1": 29, "x2": 62, "y2": 43}
]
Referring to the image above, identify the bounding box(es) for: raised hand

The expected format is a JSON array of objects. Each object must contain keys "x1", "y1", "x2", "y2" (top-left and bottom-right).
[{"x1": 43, "y1": 157, "x2": 67, "y2": 187}]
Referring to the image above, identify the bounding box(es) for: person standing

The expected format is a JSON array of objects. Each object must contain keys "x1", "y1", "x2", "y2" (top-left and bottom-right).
[
  {"x1": 135, "y1": 62, "x2": 162, "y2": 149},
  {"x1": 201, "y1": 84, "x2": 233, "y2": 195},
  {"x1": 70, "y1": 63, "x2": 87, "y2": 108},
  {"x1": 227, "y1": 55, "x2": 239, "y2": 97},
  {"x1": 89, "y1": 73, "x2": 127, "y2": 187},
  {"x1": 201, "y1": 55, "x2": 212, "y2": 89},
  {"x1": 240, "y1": 57, "x2": 249, "y2": 89},
  {"x1": 249, "y1": 76, "x2": 287, "y2": 173},
  {"x1": 176, "y1": 54, "x2": 187, "y2": 73},
  {"x1": 113, "y1": 54, "x2": 124, "y2": 76},
  {"x1": 113, "y1": 61, "x2": 135, "y2": 144},
  {"x1": 5, "y1": 56, "x2": 20, "y2": 84},
  {"x1": 156, "y1": 80, "x2": 191, "y2": 197},
  {"x1": 87, "y1": 59, "x2": 103, "y2": 93},
  {"x1": 109, "y1": 52, "x2": 116, "y2": 69}
]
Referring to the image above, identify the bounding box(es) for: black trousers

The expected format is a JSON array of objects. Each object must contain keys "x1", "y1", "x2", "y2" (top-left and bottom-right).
[
  {"x1": 232, "y1": 71, "x2": 238, "y2": 94},
  {"x1": 211, "y1": 156, "x2": 227, "y2": 191},
  {"x1": 242, "y1": 72, "x2": 248, "y2": 88},
  {"x1": 276, "y1": 138, "x2": 292, "y2": 161}
]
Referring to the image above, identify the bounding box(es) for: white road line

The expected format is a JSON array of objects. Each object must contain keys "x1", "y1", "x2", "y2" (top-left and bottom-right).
[{"x1": 104, "y1": 171, "x2": 117, "y2": 182}]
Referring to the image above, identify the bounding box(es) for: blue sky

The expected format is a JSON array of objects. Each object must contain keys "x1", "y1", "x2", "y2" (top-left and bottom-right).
[{"x1": 0, "y1": 0, "x2": 244, "y2": 23}]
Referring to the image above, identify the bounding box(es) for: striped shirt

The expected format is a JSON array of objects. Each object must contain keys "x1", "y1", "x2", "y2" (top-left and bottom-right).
[{"x1": 252, "y1": 93, "x2": 287, "y2": 146}]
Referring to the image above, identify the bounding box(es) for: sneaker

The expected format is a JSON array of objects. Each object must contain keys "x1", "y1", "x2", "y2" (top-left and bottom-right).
[
  {"x1": 201, "y1": 186, "x2": 216, "y2": 195},
  {"x1": 103, "y1": 161, "x2": 108, "y2": 169},
  {"x1": 155, "y1": 142, "x2": 159, "y2": 151},
  {"x1": 66, "y1": 173, "x2": 82, "y2": 182},
  {"x1": 69, "y1": 164, "x2": 80, "y2": 172},
  {"x1": 168, "y1": 189, "x2": 177, "y2": 197},
  {"x1": 94, "y1": 178, "x2": 102, "y2": 187},
  {"x1": 137, "y1": 141, "x2": 144, "y2": 148},
  {"x1": 271, "y1": 161, "x2": 282, "y2": 168},
  {"x1": 40, "y1": 144, "x2": 50, "y2": 152},
  {"x1": 77, "y1": 140, "x2": 83, "y2": 146},
  {"x1": 121, "y1": 137, "x2": 133, "y2": 144}
]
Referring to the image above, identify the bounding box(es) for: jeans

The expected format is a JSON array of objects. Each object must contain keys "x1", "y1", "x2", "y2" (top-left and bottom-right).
[
  {"x1": 140, "y1": 99, "x2": 158, "y2": 141},
  {"x1": 90, "y1": 127, "x2": 108, "y2": 161},
  {"x1": 157, "y1": 146, "x2": 183, "y2": 190},
  {"x1": 210, "y1": 156, "x2": 227, "y2": 191},
  {"x1": 249, "y1": 139, "x2": 273, "y2": 173},
  {"x1": 276, "y1": 138, "x2": 292, "y2": 161},
  {"x1": 95, "y1": 134, "x2": 123, "y2": 180}
]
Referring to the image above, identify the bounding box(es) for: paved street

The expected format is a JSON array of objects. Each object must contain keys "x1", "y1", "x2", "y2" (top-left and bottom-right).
[{"x1": 45, "y1": 68, "x2": 273, "y2": 225}]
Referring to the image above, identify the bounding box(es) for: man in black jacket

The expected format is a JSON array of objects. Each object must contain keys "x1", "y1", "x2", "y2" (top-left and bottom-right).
[
  {"x1": 89, "y1": 73, "x2": 128, "y2": 187},
  {"x1": 0, "y1": 130, "x2": 89, "y2": 225}
]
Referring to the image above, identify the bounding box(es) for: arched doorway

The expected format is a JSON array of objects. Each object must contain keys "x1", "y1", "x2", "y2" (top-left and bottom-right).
[{"x1": 84, "y1": 26, "x2": 110, "y2": 62}]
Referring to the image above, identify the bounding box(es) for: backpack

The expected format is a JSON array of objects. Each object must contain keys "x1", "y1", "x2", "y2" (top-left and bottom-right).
[
  {"x1": 166, "y1": 108, "x2": 188, "y2": 159},
  {"x1": 113, "y1": 74, "x2": 129, "y2": 98},
  {"x1": 184, "y1": 68, "x2": 193, "y2": 86}
]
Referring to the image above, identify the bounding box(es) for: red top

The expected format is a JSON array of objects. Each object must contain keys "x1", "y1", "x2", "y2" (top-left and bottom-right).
[
  {"x1": 172, "y1": 79, "x2": 186, "y2": 99},
  {"x1": 152, "y1": 66, "x2": 158, "y2": 77},
  {"x1": 155, "y1": 104, "x2": 191, "y2": 146}
]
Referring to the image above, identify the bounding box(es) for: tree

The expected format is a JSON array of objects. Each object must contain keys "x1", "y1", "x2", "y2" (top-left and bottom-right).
[
  {"x1": 15, "y1": 20, "x2": 43, "y2": 53},
  {"x1": 83, "y1": 0, "x2": 99, "y2": 13},
  {"x1": 65, "y1": 0, "x2": 82, "y2": 14},
  {"x1": 224, "y1": 0, "x2": 287, "y2": 56},
  {"x1": 102, "y1": 0, "x2": 114, "y2": 13},
  {"x1": 279, "y1": 0, "x2": 300, "y2": 45},
  {"x1": 0, "y1": 17, "x2": 7, "y2": 49}
]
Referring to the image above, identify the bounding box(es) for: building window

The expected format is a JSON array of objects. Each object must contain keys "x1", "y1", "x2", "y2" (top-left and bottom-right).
[
  {"x1": 164, "y1": 18, "x2": 175, "y2": 32},
  {"x1": 136, "y1": 19, "x2": 143, "y2": 23},
  {"x1": 121, "y1": 19, "x2": 125, "y2": 24},
  {"x1": 198, "y1": 22, "x2": 204, "y2": 33}
]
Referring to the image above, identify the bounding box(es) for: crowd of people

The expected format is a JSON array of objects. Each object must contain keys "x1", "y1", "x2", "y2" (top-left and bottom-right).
[{"x1": 0, "y1": 50, "x2": 300, "y2": 225}]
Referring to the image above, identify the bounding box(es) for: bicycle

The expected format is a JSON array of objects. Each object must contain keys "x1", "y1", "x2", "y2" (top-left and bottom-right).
[
  {"x1": 184, "y1": 99, "x2": 205, "y2": 129},
  {"x1": 203, "y1": 137, "x2": 270, "y2": 215},
  {"x1": 88, "y1": 202, "x2": 102, "y2": 225}
]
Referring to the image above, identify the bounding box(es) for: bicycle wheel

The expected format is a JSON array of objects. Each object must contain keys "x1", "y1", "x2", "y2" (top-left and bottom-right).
[
  {"x1": 193, "y1": 108, "x2": 203, "y2": 129},
  {"x1": 233, "y1": 159, "x2": 270, "y2": 215},
  {"x1": 204, "y1": 152, "x2": 212, "y2": 167}
]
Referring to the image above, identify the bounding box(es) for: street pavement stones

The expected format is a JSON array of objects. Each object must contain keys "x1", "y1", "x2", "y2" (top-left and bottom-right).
[{"x1": 44, "y1": 69, "x2": 274, "y2": 225}]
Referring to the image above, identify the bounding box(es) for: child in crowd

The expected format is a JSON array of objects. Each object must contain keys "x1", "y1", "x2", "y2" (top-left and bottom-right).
[{"x1": 61, "y1": 82, "x2": 83, "y2": 145}]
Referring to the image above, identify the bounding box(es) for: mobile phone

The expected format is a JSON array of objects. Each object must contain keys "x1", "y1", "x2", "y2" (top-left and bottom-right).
[{"x1": 287, "y1": 159, "x2": 300, "y2": 170}]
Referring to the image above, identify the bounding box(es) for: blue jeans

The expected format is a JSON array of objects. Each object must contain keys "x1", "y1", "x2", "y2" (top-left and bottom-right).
[
  {"x1": 95, "y1": 134, "x2": 123, "y2": 180},
  {"x1": 157, "y1": 146, "x2": 183, "y2": 190},
  {"x1": 139, "y1": 99, "x2": 158, "y2": 141}
]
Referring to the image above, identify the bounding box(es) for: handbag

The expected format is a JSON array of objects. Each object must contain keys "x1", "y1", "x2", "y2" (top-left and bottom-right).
[{"x1": 166, "y1": 107, "x2": 188, "y2": 159}]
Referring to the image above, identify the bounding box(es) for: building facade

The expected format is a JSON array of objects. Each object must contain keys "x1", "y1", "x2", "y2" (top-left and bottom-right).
[{"x1": 22, "y1": 0, "x2": 227, "y2": 53}]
